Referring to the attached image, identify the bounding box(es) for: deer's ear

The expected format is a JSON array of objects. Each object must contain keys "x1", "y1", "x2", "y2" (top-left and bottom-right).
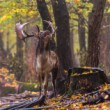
[
  {"x1": 36, "y1": 25, "x2": 40, "y2": 33},
  {"x1": 32, "y1": 25, "x2": 40, "y2": 39},
  {"x1": 32, "y1": 32, "x2": 39, "y2": 39}
]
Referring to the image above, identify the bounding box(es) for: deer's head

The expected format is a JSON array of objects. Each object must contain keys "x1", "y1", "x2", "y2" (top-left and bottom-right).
[{"x1": 15, "y1": 21, "x2": 55, "y2": 50}]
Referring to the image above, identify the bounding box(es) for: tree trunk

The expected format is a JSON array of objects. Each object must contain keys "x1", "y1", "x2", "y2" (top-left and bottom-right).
[
  {"x1": 16, "y1": 38, "x2": 23, "y2": 63},
  {"x1": 24, "y1": 36, "x2": 37, "y2": 81},
  {"x1": 100, "y1": 14, "x2": 110, "y2": 73},
  {"x1": 6, "y1": 31, "x2": 12, "y2": 59},
  {"x1": 36, "y1": 0, "x2": 52, "y2": 30},
  {"x1": 70, "y1": 29, "x2": 79, "y2": 66},
  {"x1": 78, "y1": 16, "x2": 86, "y2": 51},
  {"x1": 0, "y1": 32, "x2": 6, "y2": 59},
  {"x1": 0, "y1": 32, "x2": 7, "y2": 67},
  {"x1": 22, "y1": 20, "x2": 37, "y2": 81},
  {"x1": 36, "y1": 0, "x2": 55, "y2": 50},
  {"x1": 86, "y1": 0, "x2": 106, "y2": 66},
  {"x1": 16, "y1": 35, "x2": 24, "y2": 80},
  {"x1": 51, "y1": 0, "x2": 73, "y2": 70}
]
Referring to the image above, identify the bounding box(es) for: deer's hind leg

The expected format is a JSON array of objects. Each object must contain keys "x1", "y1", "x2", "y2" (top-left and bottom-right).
[{"x1": 51, "y1": 68, "x2": 58, "y2": 97}]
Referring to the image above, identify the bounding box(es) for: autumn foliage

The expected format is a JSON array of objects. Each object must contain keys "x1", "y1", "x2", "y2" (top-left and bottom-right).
[{"x1": 0, "y1": 67, "x2": 18, "y2": 88}]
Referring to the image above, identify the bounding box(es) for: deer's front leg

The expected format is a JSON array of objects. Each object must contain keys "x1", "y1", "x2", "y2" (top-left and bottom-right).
[
  {"x1": 43, "y1": 74, "x2": 48, "y2": 96},
  {"x1": 38, "y1": 74, "x2": 42, "y2": 97}
]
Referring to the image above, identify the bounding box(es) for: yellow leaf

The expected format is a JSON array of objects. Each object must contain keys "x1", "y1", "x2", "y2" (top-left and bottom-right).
[
  {"x1": 74, "y1": 0, "x2": 80, "y2": 4},
  {"x1": 78, "y1": 103, "x2": 83, "y2": 108},
  {"x1": 78, "y1": 9, "x2": 83, "y2": 13},
  {"x1": 1, "y1": 67, "x2": 9, "y2": 73},
  {"x1": 102, "y1": 105, "x2": 107, "y2": 109},
  {"x1": 64, "y1": 70, "x2": 68, "y2": 73},
  {"x1": 83, "y1": 72, "x2": 89, "y2": 74},
  {"x1": 1, "y1": 15, "x2": 7, "y2": 21},
  {"x1": 90, "y1": 70, "x2": 93, "y2": 73},
  {"x1": 107, "y1": 0, "x2": 110, "y2": 3},
  {"x1": 0, "y1": 30, "x2": 3, "y2": 32},
  {"x1": 28, "y1": 11, "x2": 35, "y2": 16}
]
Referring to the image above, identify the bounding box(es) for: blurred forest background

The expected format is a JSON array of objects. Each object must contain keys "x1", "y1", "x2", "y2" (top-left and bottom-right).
[{"x1": 0, "y1": 0, "x2": 110, "y2": 82}]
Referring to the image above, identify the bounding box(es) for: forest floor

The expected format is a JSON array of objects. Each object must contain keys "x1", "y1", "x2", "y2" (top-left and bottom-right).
[
  {"x1": 0, "y1": 85, "x2": 110, "y2": 110},
  {"x1": 0, "y1": 67, "x2": 110, "y2": 109}
]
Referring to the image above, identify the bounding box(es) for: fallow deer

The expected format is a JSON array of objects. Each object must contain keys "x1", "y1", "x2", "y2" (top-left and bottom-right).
[{"x1": 15, "y1": 21, "x2": 59, "y2": 97}]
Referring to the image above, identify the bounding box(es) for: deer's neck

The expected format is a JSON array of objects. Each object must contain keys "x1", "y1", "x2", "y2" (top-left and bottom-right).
[{"x1": 36, "y1": 42, "x2": 51, "y2": 55}]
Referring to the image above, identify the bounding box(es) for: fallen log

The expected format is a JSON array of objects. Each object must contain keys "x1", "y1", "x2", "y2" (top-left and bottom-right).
[
  {"x1": 1, "y1": 101, "x2": 28, "y2": 110},
  {"x1": 1, "y1": 95, "x2": 45, "y2": 110},
  {"x1": 82, "y1": 90, "x2": 110, "y2": 105}
]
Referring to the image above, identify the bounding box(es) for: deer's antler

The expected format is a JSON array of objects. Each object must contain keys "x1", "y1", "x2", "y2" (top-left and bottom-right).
[{"x1": 15, "y1": 22, "x2": 34, "y2": 41}]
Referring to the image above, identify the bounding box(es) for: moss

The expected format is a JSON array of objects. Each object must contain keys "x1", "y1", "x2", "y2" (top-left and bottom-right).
[
  {"x1": 20, "y1": 82, "x2": 38, "y2": 92},
  {"x1": 0, "y1": 82, "x2": 38, "y2": 96},
  {"x1": 2, "y1": 87, "x2": 15, "y2": 96},
  {"x1": 0, "y1": 81, "x2": 53, "y2": 96}
]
